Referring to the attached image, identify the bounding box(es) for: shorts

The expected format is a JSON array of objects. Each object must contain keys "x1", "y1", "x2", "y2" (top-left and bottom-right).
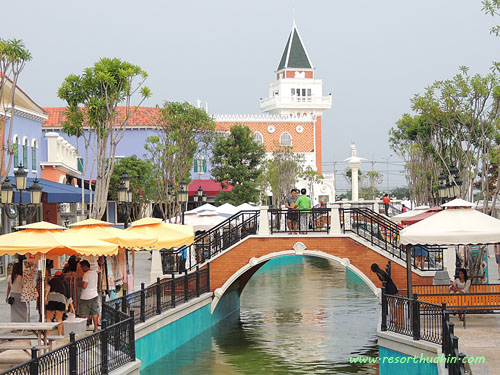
[
  {"x1": 287, "y1": 210, "x2": 298, "y2": 222},
  {"x1": 78, "y1": 296, "x2": 99, "y2": 317},
  {"x1": 412, "y1": 246, "x2": 429, "y2": 257},
  {"x1": 496, "y1": 254, "x2": 500, "y2": 264},
  {"x1": 46, "y1": 301, "x2": 66, "y2": 311}
]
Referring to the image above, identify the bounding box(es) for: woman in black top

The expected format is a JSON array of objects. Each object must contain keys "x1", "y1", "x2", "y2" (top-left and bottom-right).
[
  {"x1": 45, "y1": 271, "x2": 75, "y2": 335},
  {"x1": 371, "y1": 263, "x2": 398, "y2": 295}
]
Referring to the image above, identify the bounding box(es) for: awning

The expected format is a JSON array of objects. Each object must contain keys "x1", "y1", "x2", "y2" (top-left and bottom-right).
[
  {"x1": 12, "y1": 177, "x2": 93, "y2": 204},
  {"x1": 401, "y1": 207, "x2": 442, "y2": 226},
  {"x1": 188, "y1": 179, "x2": 232, "y2": 197}
]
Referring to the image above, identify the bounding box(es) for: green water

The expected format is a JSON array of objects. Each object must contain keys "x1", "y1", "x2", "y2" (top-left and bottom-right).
[{"x1": 142, "y1": 256, "x2": 379, "y2": 374}]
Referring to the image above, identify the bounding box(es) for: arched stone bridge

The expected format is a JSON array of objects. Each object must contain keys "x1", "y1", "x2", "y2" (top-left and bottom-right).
[{"x1": 208, "y1": 235, "x2": 435, "y2": 313}]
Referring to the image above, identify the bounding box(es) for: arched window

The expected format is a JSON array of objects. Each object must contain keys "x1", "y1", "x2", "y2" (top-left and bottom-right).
[
  {"x1": 279, "y1": 132, "x2": 292, "y2": 147},
  {"x1": 31, "y1": 139, "x2": 38, "y2": 172},
  {"x1": 253, "y1": 132, "x2": 264, "y2": 146},
  {"x1": 22, "y1": 137, "x2": 28, "y2": 169},
  {"x1": 13, "y1": 135, "x2": 20, "y2": 168}
]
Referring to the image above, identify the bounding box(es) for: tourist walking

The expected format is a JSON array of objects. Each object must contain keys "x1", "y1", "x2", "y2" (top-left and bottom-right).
[
  {"x1": 295, "y1": 188, "x2": 312, "y2": 234},
  {"x1": 383, "y1": 194, "x2": 390, "y2": 216},
  {"x1": 5, "y1": 262, "x2": 28, "y2": 322},
  {"x1": 78, "y1": 260, "x2": 99, "y2": 332},
  {"x1": 285, "y1": 189, "x2": 298, "y2": 234},
  {"x1": 45, "y1": 271, "x2": 75, "y2": 335}
]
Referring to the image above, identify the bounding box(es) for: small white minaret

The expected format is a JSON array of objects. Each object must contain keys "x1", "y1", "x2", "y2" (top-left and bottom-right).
[{"x1": 344, "y1": 144, "x2": 366, "y2": 202}]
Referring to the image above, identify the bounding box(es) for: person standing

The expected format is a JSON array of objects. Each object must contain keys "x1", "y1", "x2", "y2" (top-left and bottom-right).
[
  {"x1": 45, "y1": 271, "x2": 75, "y2": 335},
  {"x1": 495, "y1": 244, "x2": 500, "y2": 280},
  {"x1": 295, "y1": 188, "x2": 312, "y2": 234},
  {"x1": 383, "y1": 194, "x2": 391, "y2": 216},
  {"x1": 5, "y1": 262, "x2": 28, "y2": 322},
  {"x1": 285, "y1": 189, "x2": 298, "y2": 234},
  {"x1": 78, "y1": 260, "x2": 99, "y2": 332}
]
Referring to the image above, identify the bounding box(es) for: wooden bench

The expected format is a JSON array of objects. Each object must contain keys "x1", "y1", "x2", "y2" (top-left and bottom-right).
[
  {"x1": 413, "y1": 284, "x2": 500, "y2": 328},
  {"x1": 0, "y1": 334, "x2": 65, "y2": 352}
]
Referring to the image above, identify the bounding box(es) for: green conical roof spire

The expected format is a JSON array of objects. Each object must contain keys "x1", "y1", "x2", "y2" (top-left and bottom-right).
[{"x1": 277, "y1": 23, "x2": 313, "y2": 71}]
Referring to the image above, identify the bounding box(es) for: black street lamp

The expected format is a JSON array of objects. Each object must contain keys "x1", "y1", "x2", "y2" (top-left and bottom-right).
[
  {"x1": 179, "y1": 179, "x2": 188, "y2": 224},
  {"x1": 438, "y1": 165, "x2": 462, "y2": 204},
  {"x1": 117, "y1": 172, "x2": 132, "y2": 229},
  {"x1": 1, "y1": 165, "x2": 43, "y2": 226},
  {"x1": 194, "y1": 185, "x2": 204, "y2": 207}
]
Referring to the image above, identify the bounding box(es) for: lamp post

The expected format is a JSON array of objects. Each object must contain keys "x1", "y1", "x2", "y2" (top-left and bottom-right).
[
  {"x1": 194, "y1": 186, "x2": 204, "y2": 208},
  {"x1": 438, "y1": 165, "x2": 462, "y2": 204},
  {"x1": 179, "y1": 179, "x2": 188, "y2": 225},
  {"x1": 117, "y1": 172, "x2": 132, "y2": 229},
  {"x1": 1, "y1": 165, "x2": 43, "y2": 227}
]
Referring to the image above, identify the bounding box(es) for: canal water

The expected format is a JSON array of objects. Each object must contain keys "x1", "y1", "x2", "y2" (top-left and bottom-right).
[{"x1": 142, "y1": 256, "x2": 379, "y2": 374}]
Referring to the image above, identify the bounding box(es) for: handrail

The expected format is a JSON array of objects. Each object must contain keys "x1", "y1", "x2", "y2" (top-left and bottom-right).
[
  {"x1": 162, "y1": 210, "x2": 260, "y2": 274},
  {"x1": 340, "y1": 207, "x2": 444, "y2": 272},
  {"x1": 381, "y1": 288, "x2": 466, "y2": 375}
]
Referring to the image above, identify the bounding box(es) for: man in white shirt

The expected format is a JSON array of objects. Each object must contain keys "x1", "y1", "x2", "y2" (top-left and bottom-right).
[{"x1": 78, "y1": 260, "x2": 99, "y2": 332}]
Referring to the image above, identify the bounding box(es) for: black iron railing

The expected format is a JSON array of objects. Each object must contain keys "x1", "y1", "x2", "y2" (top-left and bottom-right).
[
  {"x1": 106, "y1": 266, "x2": 210, "y2": 325},
  {"x1": 161, "y1": 210, "x2": 259, "y2": 274},
  {"x1": 0, "y1": 310, "x2": 134, "y2": 375},
  {"x1": 269, "y1": 208, "x2": 330, "y2": 234},
  {"x1": 381, "y1": 289, "x2": 466, "y2": 375},
  {"x1": 340, "y1": 207, "x2": 444, "y2": 271}
]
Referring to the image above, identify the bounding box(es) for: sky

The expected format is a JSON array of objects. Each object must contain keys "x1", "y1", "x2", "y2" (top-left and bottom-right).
[{"x1": 3, "y1": 0, "x2": 499, "y2": 193}]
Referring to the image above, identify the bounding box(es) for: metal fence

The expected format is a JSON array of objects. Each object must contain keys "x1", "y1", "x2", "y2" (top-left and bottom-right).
[
  {"x1": 381, "y1": 289, "x2": 466, "y2": 375},
  {"x1": 269, "y1": 208, "x2": 330, "y2": 234},
  {"x1": 341, "y1": 207, "x2": 444, "y2": 271}
]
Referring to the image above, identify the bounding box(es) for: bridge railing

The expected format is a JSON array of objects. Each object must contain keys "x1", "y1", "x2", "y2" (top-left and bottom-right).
[
  {"x1": 340, "y1": 207, "x2": 444, "y2": 271},
  {"x1": 269, "y1": 208, "x2": 330, "y2": 234},
  {"x1": 160, "y1": 210, "x2": 260, "y2": 274},
  {"x1": 381, "y1": 287, "x2": 466, "y2": 375}
]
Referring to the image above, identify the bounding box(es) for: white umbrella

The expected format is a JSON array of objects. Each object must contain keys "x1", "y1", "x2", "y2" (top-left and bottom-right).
[
  {"x1": 184, "y1": 203, "x2": 218, "y2": 215},
  {"x1": 216, "y1": 203, "x2": 238, "y2": 216},
  {"x1": 400, "y1": 207, "x2": 500, "y2": 245},
  {"x1": 183, "y1": 211, "x2": 227, "y2": 231},
  {"x1": 236, "y1": 203, "x2": 258, "y2": 211}
]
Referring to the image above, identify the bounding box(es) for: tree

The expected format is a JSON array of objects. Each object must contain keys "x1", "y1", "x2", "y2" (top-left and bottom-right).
[
  {"x1": 483, "y1": 0, "x2": 500, "y2": 36},
  {"x1": 211, "y1": 125, "x2": 265, "y2": 205},
  {"x1": 343, "y1": 168, "x2": 383, "y2": 200},
  {"x1": 389, "y1": 67, "x2": 500, "y2": 207},
  {"x1": 391, "y1": 186, "x2": 410, "y2": 200},
  {"x1": 109, "y1": 155, "x2": 155, "y2": 220},
  {"x1": 144, "y1": 102, "x2": 215, "y2": 220},
  {"x1": 58, "y1": 58, "x2": 151, "y2": 219},
  {"x1": 301, "y1": 167, "x2": 323, "y2": 203},
  {"x1": 259, "y1": 145, "x2": 304, "y2": 208},
  {"x1": 0, "y1": 39, "x2": 32, "y2": 186}
]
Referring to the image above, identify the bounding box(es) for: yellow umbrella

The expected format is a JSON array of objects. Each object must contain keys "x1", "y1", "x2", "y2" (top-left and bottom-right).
[
  {"x1": 66, "y1": 219, "x2": 157, "y2": 250},
  {"x1": 127, "y1": 218, "x2": 194, "y2": 249},
  {"x1": 0, "y1": 221, "x2": 119, "y2": 321}
]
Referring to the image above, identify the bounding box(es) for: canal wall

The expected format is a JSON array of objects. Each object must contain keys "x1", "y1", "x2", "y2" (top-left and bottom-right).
[
  {"x1": 134, "y1": 284, "x2": 240, "y2": 369},
  {"x1": 378, "y1": 330, "x2": 446, "y2": 375}
]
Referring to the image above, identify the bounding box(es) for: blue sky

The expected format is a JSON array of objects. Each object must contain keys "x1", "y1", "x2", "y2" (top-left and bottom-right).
[{"x1": 3, "y1": 0, "x2": 499, "y2": 192}]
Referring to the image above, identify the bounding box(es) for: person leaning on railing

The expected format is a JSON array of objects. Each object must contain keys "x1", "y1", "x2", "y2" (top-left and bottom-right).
[
  {"x1": 449, "y1": 268, "x2": 471, "y2": 321},
  {"x1": 371, "y1": 263, "x2": 400, "y2": 323}
]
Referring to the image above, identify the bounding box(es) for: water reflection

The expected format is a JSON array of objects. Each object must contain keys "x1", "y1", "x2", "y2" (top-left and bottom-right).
[{"x1": 142, "y1": 256, "x2": 379, "y2": 374}]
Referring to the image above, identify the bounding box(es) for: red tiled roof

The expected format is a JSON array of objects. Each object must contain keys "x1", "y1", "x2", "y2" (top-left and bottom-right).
[
  {"x1": 188, "y1": 179, "x2": 232, "y2": 196},
  {"x1": 42, "y1": 107, "x2": 160, "y2": 128}
]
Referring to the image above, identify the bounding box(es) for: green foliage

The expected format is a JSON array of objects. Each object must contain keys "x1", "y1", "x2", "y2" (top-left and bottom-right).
[
  {"x1": 390, "y1": 186, "x2": 410, "y2": 200},
  {"x1": 109, "y1": 156, "x2": 155, "y2": 220},
  {"x1": 482, "y1": 0, "x2": 500, "y2": 36},
  {"x1": 211, "y1": 125, "x2": 265, "y2": 205},
  {"x1": 144, "y1": 102, "x2": 215, "y2": 219},
  {"x1": 259, "y1": 145, "x2": 304, "y2": 207},
  {"x1": 58, "y1": 57, "x2": 150, "y2": 219}
]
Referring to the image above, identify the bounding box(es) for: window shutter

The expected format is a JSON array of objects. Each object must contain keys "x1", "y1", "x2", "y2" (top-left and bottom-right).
[
  {"x1": 194, "y1": 159, "x2": 198, "y2": 173},
  {"x1": 203, "y1": 160, "x2": 207, "y2": 173}
]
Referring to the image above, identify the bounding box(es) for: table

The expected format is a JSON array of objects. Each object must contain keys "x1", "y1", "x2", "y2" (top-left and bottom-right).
[{"x1": 0, "y1": 322, "x2": 62, "y2": 353}]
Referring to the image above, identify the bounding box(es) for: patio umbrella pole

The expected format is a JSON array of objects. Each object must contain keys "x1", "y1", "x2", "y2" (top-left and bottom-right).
[
  {"x1": 40, "y1": 254, "x2": 46, "y2": 323},
  {"x1": 406, "y1": 245, "x2": 413, "y2": 298}
]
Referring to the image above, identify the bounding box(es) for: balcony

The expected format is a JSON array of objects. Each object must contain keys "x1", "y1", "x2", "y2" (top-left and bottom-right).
[{"x1": 260, "y1": 95, "x2": 332, "y2": 112}]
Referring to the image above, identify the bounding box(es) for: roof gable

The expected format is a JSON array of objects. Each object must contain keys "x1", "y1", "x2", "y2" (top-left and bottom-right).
[{"x1": 277, "y1": 24, "x2": 313, "y2": 71}]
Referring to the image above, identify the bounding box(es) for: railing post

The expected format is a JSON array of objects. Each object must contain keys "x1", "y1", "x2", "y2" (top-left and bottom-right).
[
  {"x1": 114, "y1": 303, "x2": 120, "y2": 325},
  {"x1": 101, "y1": 320, "x2": 109, "y2": 374},
  {"x1": 171, "y1": 273, "x2": 176, "y2": 308},
  {"x1": 412, "y1": 293, "x2": 420, "y2": 340},
  {"x1": 140, "y1": 282, "x2": 146, "y2": 323},
  {"x1": 129, "y1": 310, "x2": 136, "y2": 361},
  {"x1": 258, "y1": 206, "x2": 270, "y2": 235},
  {"x1": 328, "y1": 204, "x2": 341, "y2": 235},
  {"x1": 122, "y1": 294, "x2": 127, "y2": 314},
  {"x1": 196, "y1": 266, "x2": 200, "y2": 297},
  {"x1": 381, "y1": 284, "x2": 387, "y2": 331},
  {"x1": 69, "y1": 332, "x2": 77, "y2": 375},
  {"x1": 458, "y1": 352, "x2": 466, "y2": 374},
  {"x1": 184, "y1": 270, "x2": 189, "y2": 302},
  {"x1": 30, "y1": 347, "x2": 39, "y2": 375},
  {"x1": 156, "y1": 277, "x2": 162, "y2": 315},
  {"x1": 207, "y1": 263, "x2": 211, "y2": 292},
  {"x1": 386, "y1": 260, "x2": 391, "y2": 278}
]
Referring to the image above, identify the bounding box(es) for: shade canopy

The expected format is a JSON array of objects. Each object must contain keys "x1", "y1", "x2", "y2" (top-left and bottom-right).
[
  {"x1": 392, "y1": 206, "x2": 430, "y2": 222},
  {"x1": 216, "y1": 203, "x2": 238, "y2": 216},
  {"x1": 0, "y1": 221, "x2": 119, "y2": 256},
  {"x1": 127, "y1": 218, "x2": 194, "y2": 249},
  {"x1": 183, "y1": 212, "x2": 228, "y2": 231},
  {"x1": 441, "y1": 198, "x2": 475, "y2": 208},
  {"x1": 400, "y1": 207, "x2": 442, "y2": 226},
  {"x1": 236, "y1": 203, "x2": 258, "y2": 211},
  {"x1": 184, "y1": 203, "x2": 218, "y2": 215},
  {"x1": 400, "y1": 208, "x2": 500, "y2": 245},
  {"x1": 66, "y1": 219, "x2": 157, "y2": 250}
]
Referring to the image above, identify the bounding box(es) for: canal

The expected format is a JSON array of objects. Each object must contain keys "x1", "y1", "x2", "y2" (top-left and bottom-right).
[{"x1": 142, "y1": 256, "x2": 379, "y2": 374}]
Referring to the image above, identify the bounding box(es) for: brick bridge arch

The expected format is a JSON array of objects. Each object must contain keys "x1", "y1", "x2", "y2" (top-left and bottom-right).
[{"x1": 209, "y1": 236, "x2": 434, "y2": 313}]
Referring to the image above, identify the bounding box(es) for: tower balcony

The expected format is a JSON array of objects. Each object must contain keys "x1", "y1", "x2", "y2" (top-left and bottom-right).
[{"x1": 260, "y1": 95, "x2": 332, "y2": 113}]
